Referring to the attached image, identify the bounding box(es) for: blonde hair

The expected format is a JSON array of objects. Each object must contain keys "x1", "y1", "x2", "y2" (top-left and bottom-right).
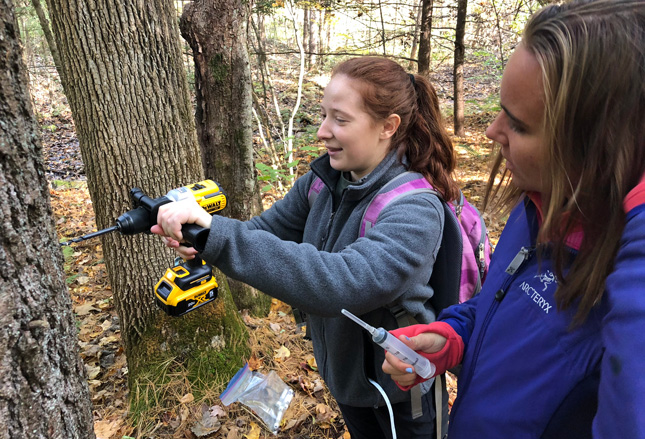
[{"x1": 486, "y1": 0, "x2": 645, "y2": 325}]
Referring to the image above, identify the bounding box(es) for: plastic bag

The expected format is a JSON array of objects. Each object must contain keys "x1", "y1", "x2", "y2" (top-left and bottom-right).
[{"x1": 220, "y1": 363, "x2": 294, "y2": 434}]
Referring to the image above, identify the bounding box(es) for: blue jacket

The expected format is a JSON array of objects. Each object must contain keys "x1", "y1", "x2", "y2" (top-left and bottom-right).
[
  {"x1": 203, "y1": 151, "x2": 445, "y2": 406},
  {"x1": 441, "y1": 198, "x2": 645, "y2": 438}
]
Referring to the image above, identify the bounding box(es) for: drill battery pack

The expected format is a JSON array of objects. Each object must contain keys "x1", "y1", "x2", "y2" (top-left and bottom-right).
[{"x1": 154, "y1": 258, "x2": 218, "y2": 317}]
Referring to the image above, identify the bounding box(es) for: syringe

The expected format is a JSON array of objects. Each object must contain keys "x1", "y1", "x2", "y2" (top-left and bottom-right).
[{"x1": 341, "y1": 309, "x2": 435, "y2": 379}]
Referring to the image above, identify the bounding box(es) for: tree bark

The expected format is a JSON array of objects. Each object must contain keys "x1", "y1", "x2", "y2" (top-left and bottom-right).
[
  {"x1": 0, "y1": 1, "x2": 94, "y2": 436},
  {"x1": 453, "y1": 0, "x2": 467, "y2": 137},
  {"x1": 417, "y1": 0, "x2": 434, "y2": 75},
  {"x1": 45, "y1": 0, "x2": 249, "y2": 387},
  {"x1": 180, "y1": 0, "x2": 270, "y2": 315}
]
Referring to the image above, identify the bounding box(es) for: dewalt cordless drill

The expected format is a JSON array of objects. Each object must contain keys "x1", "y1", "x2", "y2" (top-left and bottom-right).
[{"x1": 61, "y1": 179, "x2": 227, "y2": 317}]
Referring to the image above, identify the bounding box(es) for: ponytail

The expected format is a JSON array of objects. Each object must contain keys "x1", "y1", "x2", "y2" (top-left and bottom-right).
[{"x1": 405, "y1": 74, "x2": 459, "y2": 202}]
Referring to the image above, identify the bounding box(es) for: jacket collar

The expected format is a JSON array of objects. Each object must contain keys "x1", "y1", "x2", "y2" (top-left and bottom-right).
[
  {"x1": 527, "y1": 172, "x2": 645, "y2": 250},
  {"x1": 526, "y1": 192, "x2": 584, "y2": 251},
  {"x1": 624, "y1": 173, "x2": 645, "y2": 213},
  {"x1": 310, "y1": 150, "x2": 407, "y2": 201}
]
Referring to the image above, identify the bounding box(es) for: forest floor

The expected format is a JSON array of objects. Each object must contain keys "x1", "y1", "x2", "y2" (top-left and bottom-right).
[{"x1": 33, "y1": 56, "x2": 504, "y2": 439}]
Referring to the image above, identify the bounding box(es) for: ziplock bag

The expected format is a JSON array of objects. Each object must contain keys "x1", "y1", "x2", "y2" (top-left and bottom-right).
[{"x1": 220, "y1": 363, "x2": 294, "y2": 434}]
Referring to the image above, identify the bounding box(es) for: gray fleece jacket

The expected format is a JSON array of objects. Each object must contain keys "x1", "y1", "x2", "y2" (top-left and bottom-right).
[{"x1": 203, "y1": 150, "x2": 444, "y2": 407}]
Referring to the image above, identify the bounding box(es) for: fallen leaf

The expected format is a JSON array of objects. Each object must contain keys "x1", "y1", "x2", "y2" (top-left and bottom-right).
[
  {"x1": 274, "y1": 345, "x2": 290, "y2": 362},
  {"x1": 244, "y1": 422, "x2": 261, "y2": 439},
  {"x1": 85, "y1": 363, "x2": 101, "y2": 380},
  {"x1": 74, "y1": 303, "x2": 99, "y2": 316},
  {"x1": 99, "y1": 335, "x2": 119, "y2": 346},
  {"x1": 248, "y1": 354, "x2": 263, "y2": 371},
  {"x1": 305, "y1": 354, "x2": 317, "y2": 370},
  {"x1": 315, "y1": 403, "x2": 337, "y2": 424},
  {"x1": 94, "y1": 418, "x2": 122, "y2": 439},
  {"x1": 226, "y1": 426, "x2": 241, "y2": 439},
  {"x1": 210, "y1": 405, "x2": 226, "y2": 418},
  {"x1": 313, "y1": 378, "x2": 325, "y2": 393},
  {"x1": 179, "y1": 393, "x2": 194, "y2": 404},
  {"x1": 191, "y1": 405, "x2": 222, "y2": 437},
  {"x1": 76, "y1": 275, "x2": 91, "y2": 285}
]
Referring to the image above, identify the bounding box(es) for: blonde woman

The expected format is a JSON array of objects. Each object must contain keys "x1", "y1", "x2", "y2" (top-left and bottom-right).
[{"x1": 383, "y1": 1, "x2": 645, "y2": 437}]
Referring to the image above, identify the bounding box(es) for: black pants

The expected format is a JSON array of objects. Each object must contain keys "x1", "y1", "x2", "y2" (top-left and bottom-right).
[{"x1": 337, "y1": 387, "x2": 436, "y2": 439}]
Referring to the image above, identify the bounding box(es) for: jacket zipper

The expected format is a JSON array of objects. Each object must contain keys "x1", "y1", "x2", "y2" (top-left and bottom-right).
[
  {"x1": 320, "y1": 210, "x2": 335, "y2": 249},
  {"x1": 452, "y1": 246, "x2": 535, "y2": 415}
]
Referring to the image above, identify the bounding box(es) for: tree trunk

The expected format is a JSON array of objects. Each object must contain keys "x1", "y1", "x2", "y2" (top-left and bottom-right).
[
  {"x1": 378, "y1": 0, "x2": 387, "y2": 56},
  {"x1": 308, "y1": 8, "x2": 317, "y2": 69},
  {"x1": 408, "y1": 0, "x2": 422, "y2": 70},
  {"x1": 317, "y1": 8, "x2": 324, "y2": 67},
  {"x1": 417, "y1": 0, "x2": 434, "y2": 75},
  {"x1": 303, "y1": 7, "x2": 310, "y2": 69},
  {"x1": 45, "y1": 0, "x2": 249, "y2": 391},
  {"x1": 324, "y1": 8, "x2": 331, "y2": 56},
  {"x1": 0, "y1": 1, "x2": 94, "y2": 436},
  {"x1": 453, "y1": 0, "x2": 467, "y2": 137},
  {"x1": 30, "y1": 0, "x2": 65, "y2": 84},
  {"x1": 180, "y1": 0, "x2": 270, "y2": 316}
]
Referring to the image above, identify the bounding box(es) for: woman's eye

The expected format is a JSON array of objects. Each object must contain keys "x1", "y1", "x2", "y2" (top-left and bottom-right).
[{"x1": 509, "y1": 121, "x2": 526, "y2": 134}]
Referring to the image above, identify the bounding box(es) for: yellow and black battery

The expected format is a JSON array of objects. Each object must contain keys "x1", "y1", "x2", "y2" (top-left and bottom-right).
[{"x1": 154, "y1": 257, "x2": 218, "y2": 316}]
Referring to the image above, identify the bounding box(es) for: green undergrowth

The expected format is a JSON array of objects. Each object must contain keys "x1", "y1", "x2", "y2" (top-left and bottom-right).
[{"x1": 128, "y1": 330, "x2": 250, "y2": 430}]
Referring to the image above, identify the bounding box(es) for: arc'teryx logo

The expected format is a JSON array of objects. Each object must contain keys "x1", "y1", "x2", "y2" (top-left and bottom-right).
[
  {"x1": 534, "y1": 270, "x2": 557, "y2": 292},
  {"x1": 518, "y1": 270, "x2": 557, "y2": 314}
]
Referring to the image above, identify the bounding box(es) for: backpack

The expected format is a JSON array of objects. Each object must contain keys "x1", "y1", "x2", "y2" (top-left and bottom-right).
[{"x1": 307, "y1": 171, "x2": 492, "y2": 314}]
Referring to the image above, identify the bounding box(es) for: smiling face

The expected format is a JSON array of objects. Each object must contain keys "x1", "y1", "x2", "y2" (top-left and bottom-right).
[
  {"x1": 317, "y1": 74, "x2": 397, "y2": 181},
  {"x1": 485, "y1": 45, "x2": 549, "y2": 196}
]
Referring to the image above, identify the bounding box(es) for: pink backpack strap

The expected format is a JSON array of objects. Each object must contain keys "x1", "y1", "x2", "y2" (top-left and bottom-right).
[
  {"x1": 360, "y1": 173, "x2": 436, "y2": 237},
  {"x1": 307, "y1": 176, "x2": 325, "y2": 208}
]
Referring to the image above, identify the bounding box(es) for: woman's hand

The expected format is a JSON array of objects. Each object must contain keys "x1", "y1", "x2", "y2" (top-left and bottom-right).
[
  {"x1": 382, "y1": 322, "x2": 463, "y2": 389},
  {"x1": 150, "y1": 198, "x2": 213, "y2": 259},
  {"x1": 382, "y1": 332, "x2": 448, "y2": 388}
]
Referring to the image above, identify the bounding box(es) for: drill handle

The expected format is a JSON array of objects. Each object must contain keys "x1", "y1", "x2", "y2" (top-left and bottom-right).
[
  {"x1": 181, "y1": 224, "x2": 210, "y2": 252},
  {"x1": 185, "y1": 254, "x2": 206, "y2": 269}
]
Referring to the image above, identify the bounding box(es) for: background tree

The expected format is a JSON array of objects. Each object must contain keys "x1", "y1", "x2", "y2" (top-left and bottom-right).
[
  {"x1": 417, "y1": 0, "x2": 433, "y2": 75},
  {"x1": 44, "y1": 0, "x2": 249, "y2": 400},
  {"x1": 0, "y1": 0, "x2": 94, "y2": 436},
  {"x1": 180, "y1": 0, "x2": 271, "y2": 316},
  {"x1": 453, "y1": 0, "x2": 467, "y2": 136}
]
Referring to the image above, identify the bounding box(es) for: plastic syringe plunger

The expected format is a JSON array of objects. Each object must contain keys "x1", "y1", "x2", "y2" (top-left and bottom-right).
[{"x1": 341, "y1": 309, "x2": 435, "y2": 379}]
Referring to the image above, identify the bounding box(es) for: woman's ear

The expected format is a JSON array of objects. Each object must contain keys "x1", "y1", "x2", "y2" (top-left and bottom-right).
[{"x1": 380, "y1": 114, "x2": 401, "y2": 140}]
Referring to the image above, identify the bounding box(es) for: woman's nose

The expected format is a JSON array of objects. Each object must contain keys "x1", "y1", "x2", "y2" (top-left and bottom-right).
[
  {"x1": 485, "y1": 112, "x2": 505, "y2": 144},
  {"x1": 317, "y1": 118, "x2": 331, "y2": 140}
]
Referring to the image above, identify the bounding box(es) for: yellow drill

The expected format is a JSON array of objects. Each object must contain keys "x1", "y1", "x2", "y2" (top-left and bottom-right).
[{"x1": 60, "y1": 179, "x2": 227, "y2": 316}]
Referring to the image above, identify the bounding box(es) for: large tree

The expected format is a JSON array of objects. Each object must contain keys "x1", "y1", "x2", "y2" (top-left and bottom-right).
[
  {"x1": 180, "y1": 0, "x2": 270, "y2": 315},
  {"x1": 0, "y1": 0, "x2": 94, "y2": 436},
  {"x1": 44, "y1": 0, "x2": 249, "y2": 392}
]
